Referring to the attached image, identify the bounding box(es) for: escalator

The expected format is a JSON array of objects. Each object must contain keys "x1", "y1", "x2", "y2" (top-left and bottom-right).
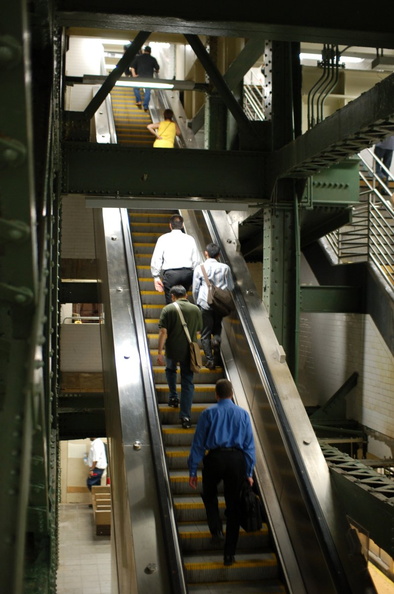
[
  {"x1": 110, "y1": 86, "x2": 153, "y2": 147},
  {"x1": 94, "y1": 206, "x2": 376, "y2": 593},
  {"x1": 129, "y1": 209, "x2": 285, "y2": 592}
]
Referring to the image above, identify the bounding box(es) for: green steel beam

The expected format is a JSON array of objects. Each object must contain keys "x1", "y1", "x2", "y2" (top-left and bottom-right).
[
  {"x1": 59, "y1": 411, "x2": 106, "y2": 440},
  {"x1": 300, "y1": 285, "x2": 365, "y2": 313},
  {"x1": 321, "y1": 445, "x2": 394, "y2": 557},
  {"x1": 61, "y1": 141, "x2": 265, "y2": 199},
  {"x1": 301, "y1": 159, "x2": 360, "y2": 205},
  {"x1": 310, "y1": 372, "x2": 358, "y2": 425},
  {"x1": 59, "y1": 393, "x2": 105, "y2": 411},
  {"x1": 273, "y1": 73, "x2": 394, "y2": 183},
  {"x1": 184, "y1": 34, "x2": 262, "y2": 150},
  {"x1": 191, "y1": 36, "x2": 266, "y2": 134},
  {"x1": 300, "y1": 206, "x2": 352, "y2": 248},
  {"x1": 59, "y1": 281, "x2": 99, "y2": 303}
]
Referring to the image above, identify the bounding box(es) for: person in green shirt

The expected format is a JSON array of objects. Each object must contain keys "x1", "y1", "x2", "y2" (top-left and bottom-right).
[{"x1": 157, "y1": 285, "x2": 202, "y2": 428}]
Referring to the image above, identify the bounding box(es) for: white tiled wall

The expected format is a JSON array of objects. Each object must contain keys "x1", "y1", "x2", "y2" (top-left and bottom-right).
[{"x1": 299, "y1": 312, "x2": 394, "y2": 446}]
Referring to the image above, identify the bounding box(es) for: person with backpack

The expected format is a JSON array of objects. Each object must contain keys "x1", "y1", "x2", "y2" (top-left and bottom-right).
[
  {"x1": 188, "y1": 379, "x2": 255, "y2": 566},
  {"x1": 192, "y1": 243, "x2": 234, "y2": 369}
]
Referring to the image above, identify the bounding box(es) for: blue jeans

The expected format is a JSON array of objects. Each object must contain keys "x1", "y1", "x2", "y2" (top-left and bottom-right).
[
  {"x1": 165, "y1": 357, "x2": 194, "y2": 419},
  {"x1": 134, "y1": 87, "x2": 151, "y2": 109}
]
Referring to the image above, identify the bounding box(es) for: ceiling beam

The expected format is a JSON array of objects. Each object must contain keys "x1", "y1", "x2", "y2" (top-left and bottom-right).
[
  {"x1": 61, "y1": 141, "x2": 265, "y2": 200},
  {"x1": 191, "y1": 36, "x2": 266, "y2": 134},
  {"x1": 56, "y1": 8, "x2": 394, "y2": 48},
  {"x1": 184, "y1": 34, "x2": 261, "y2": 148}
]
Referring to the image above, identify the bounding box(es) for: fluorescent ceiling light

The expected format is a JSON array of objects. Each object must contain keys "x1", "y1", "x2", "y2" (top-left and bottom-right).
[
  {"x1": 300, "y1": 53, "x2": 363, "y2": 63},
  {"x1": 115, "y1": 80, "x2": 174, "y2": 89}
]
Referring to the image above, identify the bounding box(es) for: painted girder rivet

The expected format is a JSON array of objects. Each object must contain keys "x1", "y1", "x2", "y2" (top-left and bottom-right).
[
  {"x1": 144, "y1": 563, "x2": 157, "y2": 575},
  {"x1": 303, "y1": 439, "x2": 311, "y2": 445},
  {"x1": 133, "y1": 441, "x2": 142, "y2": 450},
  {"x1": 116, "y1": 287, "x2": 122, "y2": 292}
]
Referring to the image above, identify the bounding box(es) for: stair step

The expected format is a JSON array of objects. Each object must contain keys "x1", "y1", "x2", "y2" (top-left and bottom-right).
[
  {"x1": 183, "y1": 552, "x2": 279, "y2": 583},
  {"x1": 178, "y1": 523, "x2": 270, "y2": 552},
  {"x1": 187, "y1": 580, "x2": 286, "y2": 593}
]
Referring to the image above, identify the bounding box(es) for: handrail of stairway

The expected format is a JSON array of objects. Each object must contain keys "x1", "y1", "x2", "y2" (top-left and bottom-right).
[{"x1": 323, "y1": 150, "x2": 394, "y2": 288}]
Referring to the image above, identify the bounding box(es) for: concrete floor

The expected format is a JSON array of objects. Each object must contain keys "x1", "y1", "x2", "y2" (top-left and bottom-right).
[{"x1": 57, "y1": 503, "x2": 111, "y2": 594}]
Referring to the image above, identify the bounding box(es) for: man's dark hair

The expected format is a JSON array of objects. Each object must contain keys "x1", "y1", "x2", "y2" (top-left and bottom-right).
[
  {"x1": 216, "y1": 378, "x2": 233, "y2": 399},
  {"x1": 144, "y1": 46, "x2": 151, "y2": 53},
  {"x1": 170, "y1": 285, "x2": 187, "y2": 298},
  {"x1": 206, "y1": 243, "x2": 220, "y2": 259},
  {"x1": 169, "y1": 214, "x2": 184, "y2": 230}
]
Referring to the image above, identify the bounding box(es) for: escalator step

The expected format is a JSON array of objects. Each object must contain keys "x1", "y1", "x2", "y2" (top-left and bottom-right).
[
  {"x1": 183, "y1": 552, "x2": 279, "y2": 583},
  {"x1": 187, "y1": 579, "x2": 286, "y2": 593}
]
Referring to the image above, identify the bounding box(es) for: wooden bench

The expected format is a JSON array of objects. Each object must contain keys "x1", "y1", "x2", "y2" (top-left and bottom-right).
[{"x1": 92, "y1": 485, "x2": 111, "y2": 535}]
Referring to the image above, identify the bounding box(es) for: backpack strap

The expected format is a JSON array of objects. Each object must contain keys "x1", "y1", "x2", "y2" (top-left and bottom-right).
[
  {"x1": 200, "y1": 264, "x2": 211, "y2": 287},
  {"x1": 173, "y1": 301, "x2": 192, "y2": 343}
]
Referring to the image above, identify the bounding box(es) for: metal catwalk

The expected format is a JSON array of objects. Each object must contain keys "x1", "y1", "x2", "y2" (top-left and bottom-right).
[{"x1": 92, "y1": 206, "x2": 376, "y2": 593}]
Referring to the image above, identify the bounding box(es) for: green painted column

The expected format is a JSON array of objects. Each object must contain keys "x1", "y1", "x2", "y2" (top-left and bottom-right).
[{"x1": 263, "y1": 204, "x2": 298, "y2": 375}]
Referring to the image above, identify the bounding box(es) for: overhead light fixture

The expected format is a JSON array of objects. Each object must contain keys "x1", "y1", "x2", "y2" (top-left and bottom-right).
[
  {"x1": 82, "y1": 75, "x2": 199, "y2": 92},
  {"x1": 115, "y1": 79, "x2": 174, "y2": 90}
]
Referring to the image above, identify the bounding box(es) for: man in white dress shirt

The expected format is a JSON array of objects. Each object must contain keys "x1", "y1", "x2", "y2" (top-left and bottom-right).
[
  {"x1": 150, "y1": 214, "x2": 201, "y2": 304},
  {"x1": 87, "y1": 438, "x2": 107, "y2": 491}
]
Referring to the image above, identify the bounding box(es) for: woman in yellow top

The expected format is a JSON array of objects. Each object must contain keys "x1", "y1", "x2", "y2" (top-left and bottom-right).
[{"x1": 147, "y1": 109, "x2": 181, "y2": 148}]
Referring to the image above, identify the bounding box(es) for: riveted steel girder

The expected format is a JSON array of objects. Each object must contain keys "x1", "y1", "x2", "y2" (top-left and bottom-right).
[
  {"x1": 321, "y1": 444, "x2": 394, "y2": 557},
  {"x1": 56, "y1": 4, "x2": 394, "y2": 48},
  {"x1": 272, "y1": 72, "x2": 394, "y2": 184},
  {"x1": 61, "y1": 141, "x2": 265, "y2": 200}
]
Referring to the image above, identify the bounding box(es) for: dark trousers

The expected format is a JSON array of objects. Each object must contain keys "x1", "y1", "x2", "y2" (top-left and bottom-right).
[
  {"x1": 87, "y1": 467, "x2": 104, "y2": 491},
  {"x1": 202, "y1": 449, "x2": 246, "y2": 557},
  {"x1": 162, "y1": 268, "x2": 193, "y2": 304},
  {"x1": 375, "y1": 146, "x2": 393, "y2": 181},
  {"x1": 201, "y1": 308, "x2": 223, "y2": 365}
]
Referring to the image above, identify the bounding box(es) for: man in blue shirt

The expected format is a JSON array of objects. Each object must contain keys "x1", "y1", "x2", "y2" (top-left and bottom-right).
[{"x1": 188, "y1": 379, "x2": 255, "y2": 566}]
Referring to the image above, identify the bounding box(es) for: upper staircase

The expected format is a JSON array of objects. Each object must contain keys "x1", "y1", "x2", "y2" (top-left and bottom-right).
[{"x1": 110, "y1": 87, "x2": 153, "y2": 147}]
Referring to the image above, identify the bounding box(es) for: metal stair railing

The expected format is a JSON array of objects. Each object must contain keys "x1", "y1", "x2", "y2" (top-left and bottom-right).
[
  {"x1": 323, "y1": 149, "x2": 394, "y2": 287},
  {"x1": 243, "y1": 83, "x2": 265, "y2": 121}
]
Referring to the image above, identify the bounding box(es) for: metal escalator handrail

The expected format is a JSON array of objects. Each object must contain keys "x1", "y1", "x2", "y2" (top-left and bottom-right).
[
  {"x1": 120, "y1": 209, "x2": 187, "y2": 594},
  {"x1": 201, "y1": 209, "x2": 362, "y2": 594}
]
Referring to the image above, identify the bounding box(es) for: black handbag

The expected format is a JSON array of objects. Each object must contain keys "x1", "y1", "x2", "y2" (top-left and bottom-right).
[{"x1": 239, "y1": 480, "x2": 264, "y2": 533}]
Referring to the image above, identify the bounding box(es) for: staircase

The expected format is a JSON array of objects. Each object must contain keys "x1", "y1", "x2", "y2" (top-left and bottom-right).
[
  {"x1": 128, "y1": 209, "x2": 286, "y2": 593},
  {"x1": 110, "y1": 87, "x2": 153, "y2": 147}
]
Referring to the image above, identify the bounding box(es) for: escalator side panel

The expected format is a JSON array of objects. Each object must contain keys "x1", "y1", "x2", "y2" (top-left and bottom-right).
[{"x1": 94, "y1": 207, "x2": 177, "y2": 594}]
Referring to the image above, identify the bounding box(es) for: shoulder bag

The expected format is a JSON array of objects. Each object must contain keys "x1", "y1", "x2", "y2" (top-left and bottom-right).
[
  {"x1": 200, "y1": 264, "x2": 234, "y2": 317},
  {"x1": 173, "y1": 302, "x2": 202, "y2": 372}
]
